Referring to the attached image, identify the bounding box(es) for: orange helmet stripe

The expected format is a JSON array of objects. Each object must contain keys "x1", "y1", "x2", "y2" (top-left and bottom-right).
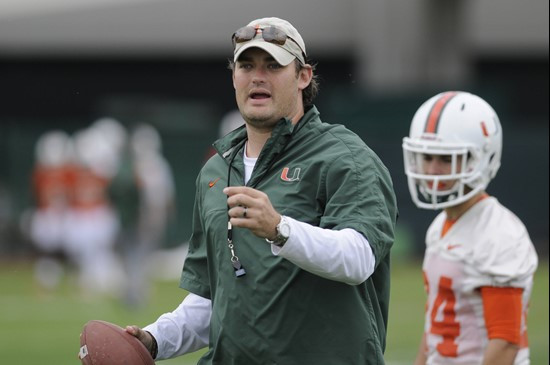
[{"x1": 425, "y1": 91, "x2": 459, "y2": 133}]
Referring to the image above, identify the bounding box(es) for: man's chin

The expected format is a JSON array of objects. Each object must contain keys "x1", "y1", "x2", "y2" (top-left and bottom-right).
[{"x1": 243, "y1": 112, "x2": 279, "y2": 128}]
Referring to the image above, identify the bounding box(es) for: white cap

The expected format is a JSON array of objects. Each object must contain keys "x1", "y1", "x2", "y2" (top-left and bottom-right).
[{"x1": 233, "y1": 17, "x2": 307, "y2": 66}]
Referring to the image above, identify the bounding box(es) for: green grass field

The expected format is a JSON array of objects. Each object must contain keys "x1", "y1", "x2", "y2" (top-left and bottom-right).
[{"x1": 0, "y1": 258, "x2": 547, "y2": 364}]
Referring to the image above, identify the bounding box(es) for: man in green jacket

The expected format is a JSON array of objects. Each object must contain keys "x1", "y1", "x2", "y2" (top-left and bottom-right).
[{"x1": 127, "y1": 16, "x2": 397, "y2": 365}]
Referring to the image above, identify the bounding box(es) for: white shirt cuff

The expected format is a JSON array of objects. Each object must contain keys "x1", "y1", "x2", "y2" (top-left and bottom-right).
[{"x1": 143, "y1": 293, "x2": 210, "y2": 360}]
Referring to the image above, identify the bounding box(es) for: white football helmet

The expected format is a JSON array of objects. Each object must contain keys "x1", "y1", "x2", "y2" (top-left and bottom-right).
[
  {"x1": 402, "y1": 91, "x2": 502, "y2": 209},
  {"x1": 35, "y1": 130, "x2": 73, "y2": 167}
]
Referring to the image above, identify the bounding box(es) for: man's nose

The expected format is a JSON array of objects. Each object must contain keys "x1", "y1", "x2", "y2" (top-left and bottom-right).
[{"x1": 251, "y1": 69, "x2": 267, "y2": 84}]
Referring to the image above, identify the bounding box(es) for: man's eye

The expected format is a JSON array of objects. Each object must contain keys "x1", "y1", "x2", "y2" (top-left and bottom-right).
[
  {"x1": 268, "y1": 63, "x2": 282, "y2": 69},
  {"x1": 422, "y1": 155, "x2": 433, "y2": 161},
  {"x1": 239, "y1": 63, "x2": 252, "y2": 69}
]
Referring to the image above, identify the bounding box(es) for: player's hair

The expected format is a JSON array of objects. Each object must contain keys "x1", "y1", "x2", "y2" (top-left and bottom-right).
[{"x1": 227, "y1": 58, "x2": 320, "y2": 108}]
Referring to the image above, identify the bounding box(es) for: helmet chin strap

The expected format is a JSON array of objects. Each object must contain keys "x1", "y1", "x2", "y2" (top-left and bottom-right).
[
  {"x1": 419, "y1": 182, "x2": 461, "y2": 206},
  {"x1": 416, "y1": 176, "x2": 481, "y2": 210}
]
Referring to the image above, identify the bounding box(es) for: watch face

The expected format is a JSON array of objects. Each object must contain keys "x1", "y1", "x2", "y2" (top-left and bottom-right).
[{"x1": 279, "y1": 220, "x2": 291, "y2": 238}]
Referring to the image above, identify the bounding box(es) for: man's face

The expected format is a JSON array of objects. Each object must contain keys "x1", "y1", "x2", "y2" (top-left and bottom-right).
[
  {"x1": 232, "y1": 47, "x2": 311, "y2": 130},
  {"x1": 421, "y1": 154, "x2": 462, "y2": 190}
]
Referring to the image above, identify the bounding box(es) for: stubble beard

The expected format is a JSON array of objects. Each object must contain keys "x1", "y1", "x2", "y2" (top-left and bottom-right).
[
  {"x1": 244, "y1": 115, "x2": 279, "y2": 130},
  {"x1": 240, "y1": 105, "x2": 282, "y2": 131}
]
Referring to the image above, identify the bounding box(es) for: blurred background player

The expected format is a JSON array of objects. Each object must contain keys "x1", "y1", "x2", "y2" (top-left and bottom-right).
[
  {"x1": 402, "y1": 91, "x2": 538, "y2": 364},
  {"x1": 109, "y1": 122, "x2": 175, "y2": 308},
  {"x1": 64, "y1": 118, "x2": 126, "y2": 298},
  {"x1": 28, "y1": 130, "x2": 74, "y2": 291}
]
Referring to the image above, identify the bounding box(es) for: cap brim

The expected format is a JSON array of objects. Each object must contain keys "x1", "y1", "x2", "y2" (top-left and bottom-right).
[{"x1": 234, "y1": 40, "x2": 295, "y2": 66}]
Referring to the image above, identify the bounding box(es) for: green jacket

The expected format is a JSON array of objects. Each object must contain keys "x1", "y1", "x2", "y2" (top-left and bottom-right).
[{"x1": 181, "y1": 106, "x2": 398, "y2": 365}]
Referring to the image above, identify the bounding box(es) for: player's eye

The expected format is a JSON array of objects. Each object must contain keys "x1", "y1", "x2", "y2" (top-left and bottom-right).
[{"x1": 441, "y1": 155, "x2": 453, "y2": 163}]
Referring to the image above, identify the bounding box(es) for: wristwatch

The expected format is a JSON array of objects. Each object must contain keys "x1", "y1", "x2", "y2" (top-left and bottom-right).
[{"x1": 265, "y1": 215, "x2": 290, "y2": 247}]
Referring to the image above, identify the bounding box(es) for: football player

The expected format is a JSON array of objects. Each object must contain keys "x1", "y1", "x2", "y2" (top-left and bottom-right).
[{"x1": 403, "y1": 91, "x2": 538, "y2": 364}]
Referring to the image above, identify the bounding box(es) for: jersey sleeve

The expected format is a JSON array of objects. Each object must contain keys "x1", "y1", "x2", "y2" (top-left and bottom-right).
[
  {"x1": 318, "y1": 140, "x2": 397, "y2": 270},
  {"x1": 481, "y1": 286, "x2": 523, "y2": 344},
  {"x1": 462, "y1": 208, "x2": 538, "y2": 291}
]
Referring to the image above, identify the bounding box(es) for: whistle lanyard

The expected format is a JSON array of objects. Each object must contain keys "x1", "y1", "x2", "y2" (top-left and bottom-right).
[{"x1": 226, "y1": 141, "x2": 247, "y2": 277}]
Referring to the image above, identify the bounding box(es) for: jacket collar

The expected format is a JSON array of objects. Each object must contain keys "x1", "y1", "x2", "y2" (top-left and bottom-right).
[
  {"x1": 212, "y1": 106, "x2": 319, "y2": 187},
  {"x1": 213, "y1": 105, "x2": 319, "y2": 160}
]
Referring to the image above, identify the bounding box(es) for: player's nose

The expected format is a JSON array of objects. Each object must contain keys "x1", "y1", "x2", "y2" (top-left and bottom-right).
[{"x1": 424, "y1": 160, "x2": 443, "y2": 175}]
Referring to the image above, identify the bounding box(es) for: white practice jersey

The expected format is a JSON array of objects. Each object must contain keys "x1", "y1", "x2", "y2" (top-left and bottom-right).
[{"x1": 422, "y1": 197, "x2": 538, "y2": 365}]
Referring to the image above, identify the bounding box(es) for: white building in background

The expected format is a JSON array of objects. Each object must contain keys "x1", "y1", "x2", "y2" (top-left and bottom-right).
[{"x1": 0, "y1": 0, "x2": 547, "y2": 94}]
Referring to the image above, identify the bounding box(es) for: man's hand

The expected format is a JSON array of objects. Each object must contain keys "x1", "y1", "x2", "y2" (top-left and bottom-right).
[
  {"x1": 125, "y1": 325, "x2": 155, "y2": 356},
  {"x1": 224, "y1": 186, "x2": 281, "y2": 240}
]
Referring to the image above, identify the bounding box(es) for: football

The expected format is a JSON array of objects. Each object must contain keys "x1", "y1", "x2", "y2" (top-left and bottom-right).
[{"x1": 79, "y1": 320, "x2": 155, "y2": 365}]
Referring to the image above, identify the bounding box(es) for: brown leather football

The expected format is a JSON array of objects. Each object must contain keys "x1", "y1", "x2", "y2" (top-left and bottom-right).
[{"x1": 79, "y1": 320, "x2": 155, "y2": 365}]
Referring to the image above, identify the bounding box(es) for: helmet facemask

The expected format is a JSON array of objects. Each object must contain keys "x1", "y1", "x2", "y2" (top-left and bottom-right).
[{"x1": 403, "y1": 138, "x2": 488, "y2": 209}]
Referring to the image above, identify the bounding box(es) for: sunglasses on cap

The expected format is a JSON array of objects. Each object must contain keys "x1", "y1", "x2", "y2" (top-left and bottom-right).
[{"x1": 232, "y1": 25, "x2": 305, "y2": 58}]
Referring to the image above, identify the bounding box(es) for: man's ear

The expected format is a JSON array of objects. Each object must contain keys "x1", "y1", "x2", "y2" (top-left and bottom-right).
[{"x1": 298, "y1": 64, "x2": 313, "y2": 91}]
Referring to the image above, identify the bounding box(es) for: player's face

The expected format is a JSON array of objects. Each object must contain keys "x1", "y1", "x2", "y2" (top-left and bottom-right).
[
  {"x1": 422, "y1": 154, "x2": 462, "y2": 190},
  {"x1": 233, "y1": 48, "x2": 311, "y2": 130}
]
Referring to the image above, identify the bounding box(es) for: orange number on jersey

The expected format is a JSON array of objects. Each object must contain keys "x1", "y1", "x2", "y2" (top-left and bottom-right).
[{"x1": 430, "y1": 276, "x2": 459, "y2": 357}]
